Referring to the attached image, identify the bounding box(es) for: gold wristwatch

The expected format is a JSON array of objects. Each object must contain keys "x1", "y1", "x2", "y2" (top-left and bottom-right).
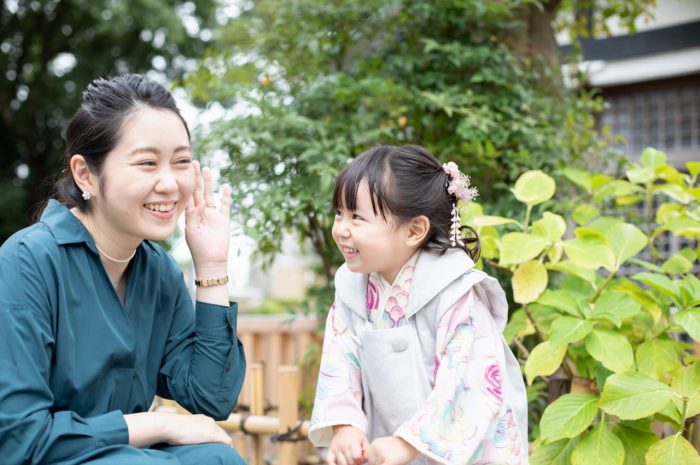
[{"x1": 194, "y1": 275, "x2": 229, "y2": 288}]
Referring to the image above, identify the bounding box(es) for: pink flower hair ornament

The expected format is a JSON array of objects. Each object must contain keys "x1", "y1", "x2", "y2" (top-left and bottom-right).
[
  {"x1": 442, "y1": 161, "x2": 478, "y2": 202},
  {"x1": 442, "y1": 161, "x2": 478, "y2": 247}
]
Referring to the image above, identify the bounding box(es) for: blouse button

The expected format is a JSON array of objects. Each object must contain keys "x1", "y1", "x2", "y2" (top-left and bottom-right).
[{"x1": 392, "y1": 339, "x2": 408, "y2": 352}]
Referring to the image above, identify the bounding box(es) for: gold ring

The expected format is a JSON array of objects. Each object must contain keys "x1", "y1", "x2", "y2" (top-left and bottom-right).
[{"x1": 205, "y1": 203, "x2": 216, "y2": 208}]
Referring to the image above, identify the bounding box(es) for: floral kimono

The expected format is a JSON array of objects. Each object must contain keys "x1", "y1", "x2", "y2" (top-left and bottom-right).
[{"x1": 309, "y1": 249, "x2": 529, "y2": 465}]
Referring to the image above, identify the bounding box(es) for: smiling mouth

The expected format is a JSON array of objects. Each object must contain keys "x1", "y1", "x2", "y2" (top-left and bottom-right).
[
  {"x1": 342, "y1": 246, "x2": 358, "y2": 254},
  {"x1": 144, "y1": 202, "x2": 176, "y2": 212}
]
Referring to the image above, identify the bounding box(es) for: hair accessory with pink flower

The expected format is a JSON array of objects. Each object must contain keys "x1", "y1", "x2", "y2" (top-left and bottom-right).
[{"x1": 442, "y1": 161, "x2": 478, "y2": 202}]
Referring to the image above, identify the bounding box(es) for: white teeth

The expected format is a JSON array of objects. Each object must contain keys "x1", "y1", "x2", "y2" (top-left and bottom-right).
[
  {"x1": 343, "y1": 247, "x2": 358, "y2": 253},
  {"x1": 145, "y1": 203, "x2": 175, "y2": 212}
]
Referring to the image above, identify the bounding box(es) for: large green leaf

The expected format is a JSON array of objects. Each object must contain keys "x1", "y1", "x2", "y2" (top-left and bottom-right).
[
  {"x1": 503, "y1": 308, "x2": 535, "y2": 342},
  {"x1": 572, "y1": 204, "x2": 600, "y2": 226},
  {"x1": 563, "y1": 230, "x2": 615, "y2": 271},
  {"x1": 512, "y1": 170, "x2": 556, "y2": 206},
  {"x1": 631, "y1": 272, "x2": 680, "y2": 299},
  {"x1": 537, "y1": 290, "x2": 582, "y2": 317},
  {"x1": 532, "y1": 212, "x2": 567, "y2": 243},
  {"x1": 608, "y1": 223, "x2": 647, "y2": 269},
  {"x1": 613, "y1": 420, "x2": 659, "y2": 465},
  {"x1": 499, "y1": 232, "x2": 548, "y2": 265},
  {"x1": 540, "y1": 393, "x2": 599, "y2": 442},
  {"x1": 672, "y1": 362, "x2": 700, "y2": 418},
  {"x1": 525, "y1": 341, "x2": 567, "y2": 385},
  {"x1": 674, "y1": 308, "x2": 700, "y2": 342},
  {"x1": 563, "y1": 168, "x2": 593, "y2": 192},
  {"x1": 550, "y1": 317, "x2": 594, "y2": 348},
  {"x1": 585, "y1": 329, "x2": 634, "y2": 373},
  {"x1": 645, "y1": 434, "x2": 700, "y2": 465},
  {"x1": 571, "y1": 422, "x2": 625, "y2": 465},
  {"x1": 549, "y1": 261, "x2": 598, "y2": 287},
  {"x1": 591, "y1": 290, "x2": 641, "y2": 326},
  {"x1": 513, "y1": 260, "x2": 548, "y2": 304},
  {"x1": 662, "y1": 253, "x2": 694, "y2": 275},
  {"x1": 599, "y1": 372, "x2": 674, "y2": 420},
  {"x1": 635, "y1": 339, "x2": 683, "y2": 380},
  {"x1": 531, "y1": 438, "x2": 578, "y2": 465},
  {"x1": 640, "y1": 147, "x2": 667, "y2": 171}
]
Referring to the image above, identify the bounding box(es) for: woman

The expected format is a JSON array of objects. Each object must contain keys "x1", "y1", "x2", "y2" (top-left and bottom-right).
[{"x1": 0, "y1": 74, "x2": 246, "y2": 465}]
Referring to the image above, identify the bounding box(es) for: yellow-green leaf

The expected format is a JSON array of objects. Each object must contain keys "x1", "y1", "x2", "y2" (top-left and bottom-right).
[
  {"x1": 600, "y1": 372, "x2": 674, "y2": 420},
  {"x1": 531, "y1": 438, "x2": 577, "y2": 465},
  {"x1": 585, "y1": 329, "x2": 634, "y2": 373},
  {"x1": 499, "y1": 232, "x2": 548, "y2": 265},
  {"x1": 513, "y1": 260, "x2": 548, "y2": 304},
  {"x1": 645, "y1": 434, "x2": 700, "y2": 465},
  {"x1": 532, "y1": 212, "x2": 567, "y2": 243},
  {"x1": 525, "y1": 341, "x2": 567, "y2": 385},
  {"x1": 635, "y1": 339, "x2": 683, "y2": 380},
  {"x1": 674, "y1": 308, "x2": 700, "y2": 342},
  {"x1": 571, "y1": 422, "x2": 625, "y2": 465},
  {"x1": 512, "y1": 170, "x2": 556, "y2": 206},
  {"x1": 541, "y1": 393, "x2": 599, "y2": 442},
  {"x1": 640, "y1": 147, "x2": 667, "y2": 171}
]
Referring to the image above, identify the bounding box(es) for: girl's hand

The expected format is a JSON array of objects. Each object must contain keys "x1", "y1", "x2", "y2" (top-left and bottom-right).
[
  {"x1": 365, "y1": 436, "x2": 419, "y2": 465},
  {"x1": 185, "y1": 161, "x2": 232, "y2": 276},
  {"x1": 327, "y1": 425, "x2": 370, "y2": 465},
  {"x1": 124, "y1": 412, "x2": 231, "y2": 448}
]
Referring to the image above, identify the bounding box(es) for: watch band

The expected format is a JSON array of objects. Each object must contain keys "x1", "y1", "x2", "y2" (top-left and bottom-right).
[{"x1": 194, "y1": 275, "x2": 229, "y2": 288}]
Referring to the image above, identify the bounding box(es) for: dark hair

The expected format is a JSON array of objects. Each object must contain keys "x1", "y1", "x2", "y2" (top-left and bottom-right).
[
  {"x1": 52, "y1": 74, "x2": 190, "y2": 212},
  {"x1": 332, "y1": 144, "x2": 480, "y2": 261}
]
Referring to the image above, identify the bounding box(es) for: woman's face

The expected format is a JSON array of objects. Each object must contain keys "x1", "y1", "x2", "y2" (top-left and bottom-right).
[{"x1": 89, "y1": 107, "x2": 195, "y2": 245}]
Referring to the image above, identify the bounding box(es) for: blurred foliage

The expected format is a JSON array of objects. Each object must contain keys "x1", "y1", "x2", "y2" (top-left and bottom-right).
[
  {"x1": 187, "y1": 0, "x2": 654, "y2": 316},
  {"x1": 0, "y1": 0, "x2": 218, "y2": 242}
]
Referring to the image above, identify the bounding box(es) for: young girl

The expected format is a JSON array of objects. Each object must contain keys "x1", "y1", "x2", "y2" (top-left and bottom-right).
[{"x1": 308, "y1": 145, "x2": 528, "y2": 465}]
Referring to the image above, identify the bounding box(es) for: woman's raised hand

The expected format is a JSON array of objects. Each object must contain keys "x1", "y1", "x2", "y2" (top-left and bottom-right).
[{"x1": 185, "y1": 161, "x2": 231, "y2": 276}]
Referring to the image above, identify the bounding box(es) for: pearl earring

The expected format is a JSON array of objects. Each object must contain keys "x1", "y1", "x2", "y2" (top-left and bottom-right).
[{"x1": 82, "y1": 191, "x2": 91, "y2": 200}]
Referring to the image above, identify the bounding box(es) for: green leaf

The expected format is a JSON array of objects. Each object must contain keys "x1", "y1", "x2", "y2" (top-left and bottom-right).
[
  {"x1": 512, "y1": 170, "x2": 556, "y2": 206},
  {"x1": 471, "y1": 215, "x2": 519, "y2": 227},
  {"x1": 625, "y1": 166, "x2": 654, "y2": 184},
  {"x1": 571, "y1": 422, "x2": 625, "y2": 465},
  {"x1": 540, "y1": 393, "x2": 599, "y2": 442},
  {"x1": 503, "y1": 308, "x2": 535, "y2": 342},
  {"x1": 591, "y1": 290, "x2": 641, "y2": 325},
  {"x1": 563, "y1": 231, "x2": 616, "y2": 271},
  {"x1": 513, "y1": 260, "x2": 548, "y2": 304},
  {"x1": 608, "y1": 223, "x2": 647, "y2": 269},
  {"x1": 654, "y1": 183, "x2": 695, "y2": 204},
  {"x1": 563, "y1": 168, "x2": 593, "y2": 192},
  {"x1": 613, "y1": 420, "x2": 659, "y2": 465},
  {"x1": 532, "y1": 212, "x2": 567, "y2": 242},
  {"x1": 659, "y1": 217, "x2": 700, "y2": 238},
  {"x1": 550, "y1": 317, "x2": 594, "y2": 348},
  {"x1": 674, "y1": 308, "x2": 700, "y2": 342},
  {"x1": 640, "y1": 147, "x2": 667, "y2": 171},
  {"x1": 572, "y1": 204, "x2": 600, "y2": 226},
  {"x1": 645, "y1": 434, "x2": 700, "y2": 465},
  {"x1": 672, "y1": 362, "x2": 700, "y2": 417},
  {"x1": 537, "y1": 290, "x2": 582, "y2": 317},
  {"x1": 635, "y1": 339, "x2": 683, "y2": 380},
  {"x1": 585, "y1": 329, "x2": 635, "y2": 373},
  {"x1": 549, "y1": 261, "x2": 598, "y2": 287},
  {"x1": 526, "y1": 341, "x2": 567, "y2": 385},
  {"x1": 663, "y1": 253, "x2": 694, "y2": 275},
  {"x1": 631, "y1": 273, "x2": 680, "y2": 299},
  {"x1": 531, "y1": 438, "x2": 577, "y2": 465},
  {"x1": 600, "y1": 372, "x2": 674, "y2": 420},
  {"x1": 687, "y1": 161, "x2": 700, "y2": 179},
  {"x1": 499, "y1": 232, "x2": 548, "y2": 265}
]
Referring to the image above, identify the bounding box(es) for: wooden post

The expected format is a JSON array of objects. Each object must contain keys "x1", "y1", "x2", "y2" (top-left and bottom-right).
[
  {"x1": 250, "y1": 363, "x2": 265, "y2": 465},
  {"x1": 278, "y1": 366, "x2": 299, "y2": 465}
]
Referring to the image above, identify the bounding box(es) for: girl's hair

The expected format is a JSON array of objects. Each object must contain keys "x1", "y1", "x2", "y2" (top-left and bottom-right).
[
  {"x1": 332, "y1": 144, "x2": 480, "y2": 261},
  {"x1": 52, "y1": 74, "x2": 189, "y2": 212}
]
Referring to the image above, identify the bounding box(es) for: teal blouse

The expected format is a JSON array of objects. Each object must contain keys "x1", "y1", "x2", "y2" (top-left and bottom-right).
[{"x1": 0, "y1": 200, "x2": 246, "y2": 465}]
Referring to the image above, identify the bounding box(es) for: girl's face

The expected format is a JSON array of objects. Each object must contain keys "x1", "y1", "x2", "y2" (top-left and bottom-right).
[
  {"x1": 87, "y1": 107, "x2": 195, "y2": 247},
  {"x1": 332, "y1": 182, "x2": 419, "y2": 283}
]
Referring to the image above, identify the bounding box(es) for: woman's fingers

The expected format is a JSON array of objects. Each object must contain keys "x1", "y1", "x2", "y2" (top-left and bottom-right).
[
  {"x1": 202, "y1": 166, "x2": 215, "y2": 208},
  {"x1": 219, "y1": 184, "x2": 231, "y2": 215},
  {"x1": 192, "y1": 160, "x2": 204, "y2": 207}
]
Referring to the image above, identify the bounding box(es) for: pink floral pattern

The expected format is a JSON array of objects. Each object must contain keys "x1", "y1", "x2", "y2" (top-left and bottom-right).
[
  {"x1": 484, "y1": 363, "x2": 502, "y2": 403},
  {"x1": 367, "y1": 254, "x2": 418, "y2": 329}
]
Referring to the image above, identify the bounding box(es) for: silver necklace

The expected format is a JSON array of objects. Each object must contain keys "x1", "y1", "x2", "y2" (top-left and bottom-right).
[{"x1": 95, "y1": 244, "x2": 137, "y2": 263}]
